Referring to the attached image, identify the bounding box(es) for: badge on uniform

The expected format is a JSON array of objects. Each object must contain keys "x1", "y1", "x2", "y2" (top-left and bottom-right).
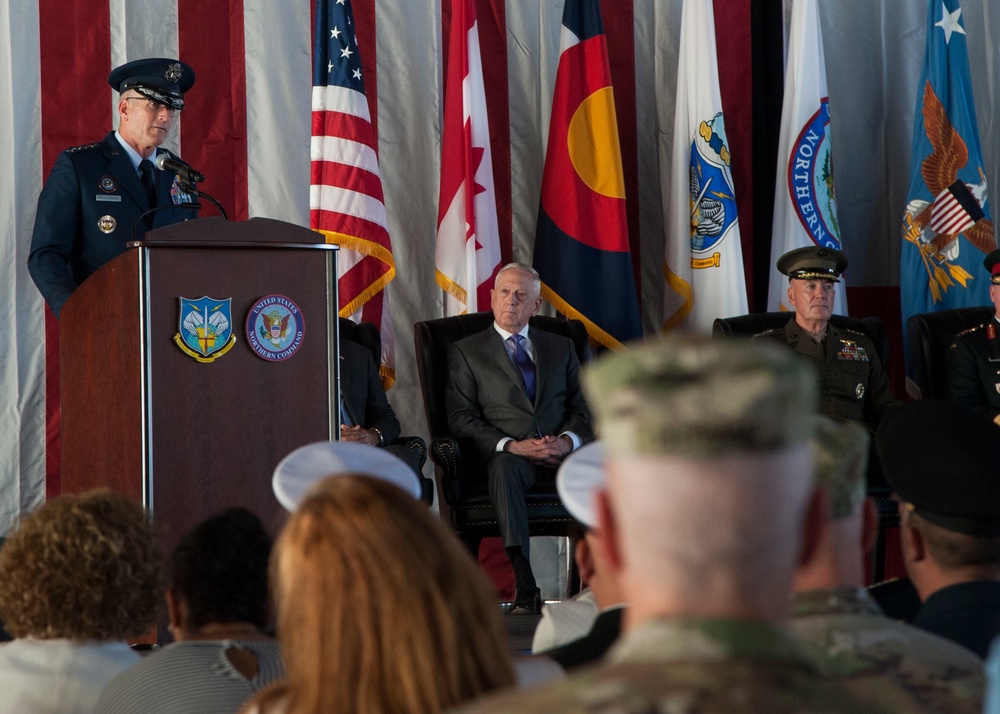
[
  {"x1": 836, "y1": 340, "x2": 869, "y2": 362},
  {"x1": 856, "y1": 383, "x2": 865, "y2": 400},
  {"x1": 173, "y1": 296, "x2": 237, "y2": 363},
  {"x1": 989, "y1": 323, "x2": 997, "y2": 340},
  {"x1": 246, "y1": 295, "x2": 305, "y2": 362},
  {"x1": 98, "y1": 215, "x2": 117, "y2": 234}
]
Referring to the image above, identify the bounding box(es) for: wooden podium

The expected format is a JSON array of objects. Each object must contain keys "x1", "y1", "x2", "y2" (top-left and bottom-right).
[{"x1": 60, "y1": 217, "x2": 339, "y2": 553}]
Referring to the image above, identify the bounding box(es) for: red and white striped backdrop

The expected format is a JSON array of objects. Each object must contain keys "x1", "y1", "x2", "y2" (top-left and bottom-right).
[{"x1": 5, "y1": 0, "x2": 998, "y2": 530}]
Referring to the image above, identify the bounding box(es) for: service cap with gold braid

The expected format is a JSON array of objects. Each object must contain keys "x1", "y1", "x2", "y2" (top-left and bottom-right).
[
  {"x1": 108, "y1": 57, "x2": 195, "y2": 111},
  {"x1": 777, "y1": 246, "x2": 848, "y2": 283},
  {"x1": 877, "y1": 400, "x2": 1000, "y2": 537},
  {"x1": 984, "y1": 248, "x2": 1000, "y2": 285},
  {"x1": 582, "y1": 334, "x2": 816, "y2": 458}
]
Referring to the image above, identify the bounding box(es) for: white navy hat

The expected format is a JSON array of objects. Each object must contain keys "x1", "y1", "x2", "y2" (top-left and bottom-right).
[
  {"x1": 272, "y1": 440, "x2": 421, "y2": 511},
  {"x1": 556, "y1": 441, "x2": 605, "y2": 529}
]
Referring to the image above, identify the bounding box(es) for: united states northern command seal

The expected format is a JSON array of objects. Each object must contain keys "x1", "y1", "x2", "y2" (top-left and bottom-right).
[{"x1": 246, "y1": 295, "x2": 305, "y2": 362}]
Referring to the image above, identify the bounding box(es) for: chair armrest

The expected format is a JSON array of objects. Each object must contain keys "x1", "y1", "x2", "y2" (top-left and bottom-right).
[
  {"x1": 391, "y1": 435, "x2": 427, "y2": 470},
  {"x1": 430, "y1": 436, "x2": 465, "y2": 506}
]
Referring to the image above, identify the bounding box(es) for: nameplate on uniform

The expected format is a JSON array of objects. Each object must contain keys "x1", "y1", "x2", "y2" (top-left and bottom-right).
[
  {"x1": 95, "y1": 195, "x2": 122, "y2": 202},
  {"x1": 836, "y1": 340, "x2": 869, "y2": 362}
]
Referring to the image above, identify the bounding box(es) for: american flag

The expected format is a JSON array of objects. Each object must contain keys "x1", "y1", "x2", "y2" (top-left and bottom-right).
[{"x1": 311, "y1": 0, "x2": 397, "y2": 384}]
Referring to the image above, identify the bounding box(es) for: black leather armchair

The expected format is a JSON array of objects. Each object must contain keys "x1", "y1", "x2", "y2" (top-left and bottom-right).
[
  {"x1": 339, "y1": 317, "x2": 432, "y2": 504},
  {"x1": 413, "y1": 312, "x2": 590, "y2": 553},
  {"x1": 906, "y1": 306, "x2": 992, "y2": 400}
]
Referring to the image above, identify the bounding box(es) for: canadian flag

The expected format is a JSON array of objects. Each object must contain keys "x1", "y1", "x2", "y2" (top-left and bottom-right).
[{"x1": 435, "y1": 0, "x2": 502, "y2": 315}]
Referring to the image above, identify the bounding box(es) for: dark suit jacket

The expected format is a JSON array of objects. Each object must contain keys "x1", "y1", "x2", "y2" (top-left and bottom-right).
[
  {"x1": 28, "y1": 131, "x2": 199, "y2": 316},
  {"x1": 947, "y1": 321, "x2": 1000, "y2": 419},
  {"x1": 339, "y1": 339, "x2": 401, "y2": 443},
  {"x1": 445, "y1": 325, "x2": 594, "y2": 462}
]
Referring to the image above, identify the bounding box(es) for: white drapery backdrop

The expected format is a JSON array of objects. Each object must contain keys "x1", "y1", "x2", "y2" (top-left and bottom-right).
[{"x1": 2, "y1": 0, "x2": 999, "y2": 535}]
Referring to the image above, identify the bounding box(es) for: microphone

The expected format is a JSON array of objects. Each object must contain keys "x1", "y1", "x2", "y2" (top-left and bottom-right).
[{"x1": 155, "y1": 153, "x2": 205, "y2": 184}]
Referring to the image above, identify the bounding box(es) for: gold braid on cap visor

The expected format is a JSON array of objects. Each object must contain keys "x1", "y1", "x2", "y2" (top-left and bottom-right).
[{"x1": 789, "y1": 270, "x2": 840, "y2": 282}]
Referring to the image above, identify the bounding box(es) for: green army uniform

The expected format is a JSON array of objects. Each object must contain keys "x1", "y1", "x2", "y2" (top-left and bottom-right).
[
  {"x1": 755, "y1": 319, "x2": 897, "y2": 428},
  {"x1": 791, "y1": 586, "x2": 985, "y2": 713},
  {"x1": 454, "y1": 619, "x2": 882, "y2": 713}
]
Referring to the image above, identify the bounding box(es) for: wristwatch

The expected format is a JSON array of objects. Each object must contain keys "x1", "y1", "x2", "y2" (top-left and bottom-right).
[{"x1": 370, "y1": 427, "x2": 384, "y2": 447}]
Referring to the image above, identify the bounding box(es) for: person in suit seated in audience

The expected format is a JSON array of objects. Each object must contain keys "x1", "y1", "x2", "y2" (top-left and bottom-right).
[
  {"x1": 0, "y1": 490, "x2": 161, "y2": 713},
  {"x1": 97, "y1": 507, "x2": 284, "y2": 713},
  {"x1": 535, "y1": 441, "x2": 625, "y2": 670},
  {"x1": 338, "y1": 337, "x2": 422, "y2": 476},
  {"x1": 455, "y1": 334, "x2": 870, "y2": 712},
  {"x1": 877, "y1": 400, "x2": 1000, "y2": 659},
  {"x1": 754, "y1": 246, "x2": 897, "y2": 432},
  {"x1": 791, "y1": 415, "x2": 985, "y2": 711},
  {"x1": 242, "y1": 441, "x2": 516, "y2": 714},
  {"x1": 446, "y1": 262, "x2": 594, "y2": 614},
  {"x1": 947, "y1": 248, "x2": 1000, "y2": 424}
]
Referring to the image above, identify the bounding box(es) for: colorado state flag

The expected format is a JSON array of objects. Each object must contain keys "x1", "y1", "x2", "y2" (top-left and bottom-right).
[
  {"x1": 532, "y1": 0, "x2": 641, "y2": 350},
  {"x1": 901, "y1": 0, "x2": 993, "y2": 387}
]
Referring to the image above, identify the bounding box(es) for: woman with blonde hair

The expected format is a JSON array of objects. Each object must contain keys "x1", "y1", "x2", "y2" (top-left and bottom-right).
[{"x1": 245, "y1": 474, "x2": 515, "y2": 714}]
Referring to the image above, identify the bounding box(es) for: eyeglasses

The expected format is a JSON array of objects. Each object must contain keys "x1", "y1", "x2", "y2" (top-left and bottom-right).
[{"x1": 125, "y1": 96, "x2": 177, "y2": 115}]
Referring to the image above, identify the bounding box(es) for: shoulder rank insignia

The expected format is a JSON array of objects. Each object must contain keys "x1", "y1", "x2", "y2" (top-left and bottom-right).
[
  {"x1": 246, "y1": 295, "x2": 305, "y2": 362},
  {"x1": 836, "y1": 339, "x2": 869, "y2": 362},
  {"x1": 174, "y1": 297, "x2": 237, "y2": 363},
  {"x1": 66, "y1": 142, "x2": 101, "y2": 154}
]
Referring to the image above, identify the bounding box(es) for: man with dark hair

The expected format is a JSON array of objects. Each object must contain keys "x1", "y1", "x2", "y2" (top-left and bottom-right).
[
  {"x1": 97, "y1": 508, "x2": 284, "y2": 713},
  {"x1": 446, "y1": 262, "x2": 593, "y2": 614},
  {"x1": 878, "y1": 400, "x2": 1000, "y2": 658}
]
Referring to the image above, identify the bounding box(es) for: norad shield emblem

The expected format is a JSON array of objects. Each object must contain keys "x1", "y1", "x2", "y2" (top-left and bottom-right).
[{"x1": 174, "y1": 296, "x2": 237, "y2": 363}]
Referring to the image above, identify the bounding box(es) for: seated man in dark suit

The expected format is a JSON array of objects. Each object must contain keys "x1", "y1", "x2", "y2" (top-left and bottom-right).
[
  {"x1": 446, "y1": 263, "x2": 594, "y2": 614},
  {"x1": 878, "y1": 400, "x2": 1000, "y2": 659},
  {"x1": 947, "y1": 248, "x2": 1000, "y2": 425},
  {"x1": 339, "y1": 338, "x2": 421, "y2": 476}
]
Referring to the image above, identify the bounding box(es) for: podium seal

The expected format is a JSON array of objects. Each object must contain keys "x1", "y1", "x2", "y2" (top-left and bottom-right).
[
  {"x1": 174, "y1": 296, "x2": 237, "y2": 363},
  {"x1": 246, "y1": 295, "x2": 305, "y2": 362}
]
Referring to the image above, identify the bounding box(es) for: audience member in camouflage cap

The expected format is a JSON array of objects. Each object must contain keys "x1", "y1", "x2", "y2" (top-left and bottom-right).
[
  {"x1": 791, "y1": 416, "x2": 985, "y2": 712},
  {"x1": 878, "y1": 400, "x2": 1000, "y2": 659},
  {"x1": 454, "y1": 334, "x2": 875, "y2": 714}
]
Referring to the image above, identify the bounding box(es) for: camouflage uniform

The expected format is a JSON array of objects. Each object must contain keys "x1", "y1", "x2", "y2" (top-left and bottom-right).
[
  {"x1": 755, "y1": 318, "x2": 897, "y2": 428},
  {"x1": 453, "y1": 618, "x2": 881, "y2": 713},
  {"x1": 791, "y1": 586, "x2": 985, "y2": 713}
]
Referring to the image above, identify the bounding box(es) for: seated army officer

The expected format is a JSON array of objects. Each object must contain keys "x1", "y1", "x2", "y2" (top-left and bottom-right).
[
  {"x1": 947, "y1": 248, "x2": 1000, "y2": 425},
  {"x1": 754, "y1": 246, "x2": 897, "y2": 432}
]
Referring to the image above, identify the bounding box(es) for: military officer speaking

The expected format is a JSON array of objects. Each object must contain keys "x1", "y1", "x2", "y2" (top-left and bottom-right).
[
  {"x1": 947, "y1": 248, "x2": 1000, "y2": 425},
  {"x1": 755, "y1": 246, "x2": 898, "y2": 432},
  {"x1": 28, "y1": 57, "x2": 200, "y2": 318}
]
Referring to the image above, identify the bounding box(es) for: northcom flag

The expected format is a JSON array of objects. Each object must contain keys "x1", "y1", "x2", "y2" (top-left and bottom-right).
[
  {"x1": 664, "y1": 0, "x2": 747, "y2": 332},
  {"x1": 435, "y1": 0, "x2": 502, "y2": 315},
  {"x1": 766, "y1": 0, "x2": 846, "y2": 316},
  {"x1": 533, "y1": 0, "x2": 641, "y2": 350}
]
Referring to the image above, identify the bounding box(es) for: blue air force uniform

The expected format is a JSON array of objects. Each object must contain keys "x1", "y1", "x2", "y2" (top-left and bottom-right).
[
  {"x1": 28, "y1": 57, "x2": 197, "y2": 317},
  {"x1": 28, "y1": 133, "x2": 198, "y2": 316}
]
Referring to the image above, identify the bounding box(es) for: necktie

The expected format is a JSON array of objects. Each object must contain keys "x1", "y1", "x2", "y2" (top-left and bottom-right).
[
  {"x1": 508, "y1": 334, "x2": 536, "y2": 402},
  {"x1": 139, "y1": 158, "x2": 157, "y2": 209}
]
